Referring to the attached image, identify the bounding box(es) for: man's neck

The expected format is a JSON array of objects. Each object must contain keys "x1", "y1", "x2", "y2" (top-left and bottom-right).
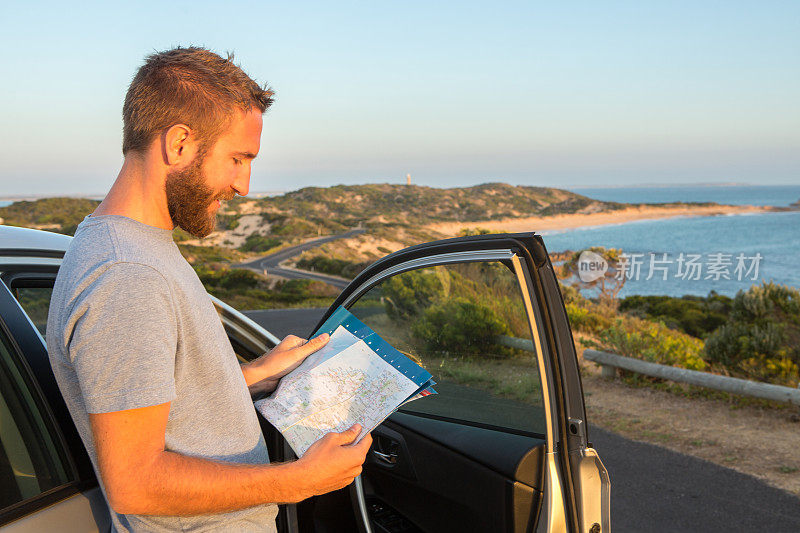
[{"x1": 93, "y1": 155, "x2": 174, "y2": 231}]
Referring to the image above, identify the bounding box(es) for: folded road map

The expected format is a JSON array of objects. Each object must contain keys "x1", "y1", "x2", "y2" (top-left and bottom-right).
[{"x1": 254, "y1": 306, "x2": 437, "y2": 456}]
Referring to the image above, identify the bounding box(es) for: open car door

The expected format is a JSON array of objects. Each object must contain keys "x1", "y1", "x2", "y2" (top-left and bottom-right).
[{"x1": 289, "y1": 232, "x2": 610, "y2": 533}]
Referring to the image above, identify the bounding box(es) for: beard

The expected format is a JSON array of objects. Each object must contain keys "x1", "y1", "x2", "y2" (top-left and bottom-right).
[{"x1": 165, "y1": 151, "x2": 232, "y2": 238}]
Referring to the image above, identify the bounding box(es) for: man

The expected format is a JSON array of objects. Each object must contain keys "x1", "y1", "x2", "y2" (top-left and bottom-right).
[{"x1": 46, "y1": 47, "x2": 371, "y2": 532}]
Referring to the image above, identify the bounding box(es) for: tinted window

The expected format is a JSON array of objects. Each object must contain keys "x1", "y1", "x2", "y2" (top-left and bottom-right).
[
  {"x1": 12, "y1": 287, "x2": 52, "y2": 337},
  {"x1": 0, "y1": 327, "x2": 71, "y2": 510},
  {"x1": 348, "y1": 260, "x2": 546, "y2": 436}
]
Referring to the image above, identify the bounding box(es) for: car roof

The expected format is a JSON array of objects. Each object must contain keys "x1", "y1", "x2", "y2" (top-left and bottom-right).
[{"x1": 0, "y1": 225, "x2": 72, "y2": 255}]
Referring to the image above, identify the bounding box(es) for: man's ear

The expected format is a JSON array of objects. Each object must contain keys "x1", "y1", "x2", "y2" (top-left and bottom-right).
[{"x1": 161, "y1": 124, "x2": 200, "y2": 166}]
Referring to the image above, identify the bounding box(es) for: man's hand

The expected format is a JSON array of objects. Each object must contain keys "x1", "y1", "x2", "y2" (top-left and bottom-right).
[
  {"x1": 241, "y1": 333, "x2": 330, "y2": 394},
  {"x1": 294, "y1": 424, "x2": 373, "y2": 498}
]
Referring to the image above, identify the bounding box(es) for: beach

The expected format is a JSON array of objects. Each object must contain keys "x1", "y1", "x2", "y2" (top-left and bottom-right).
[{"x1": 424, "y1": 203, "x2": 774, "y2": 237}]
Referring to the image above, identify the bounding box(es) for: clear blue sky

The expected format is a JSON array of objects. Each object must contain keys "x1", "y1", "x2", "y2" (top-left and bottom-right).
[{"x1": 1, "y1": 1, "x2": 798, "y2": 196}]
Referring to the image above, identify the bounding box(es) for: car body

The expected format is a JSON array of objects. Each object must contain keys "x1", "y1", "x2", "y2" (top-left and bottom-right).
[{"x1": 0, "y1": 224, "x2": 609, "y2": 532}]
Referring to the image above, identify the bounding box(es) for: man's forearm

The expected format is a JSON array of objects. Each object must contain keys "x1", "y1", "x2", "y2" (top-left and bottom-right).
[{"x1": 109, "y1": 451, "x2": 309, "y2": 516}]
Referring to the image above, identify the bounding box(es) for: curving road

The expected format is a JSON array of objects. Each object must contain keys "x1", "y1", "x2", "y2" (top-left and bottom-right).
[
  {"x1": 244, "y1": 307, "x2": 800, "y2": 533},
  {"x1": 234, "y1": 229, "x2": 365, "y2": 289}
]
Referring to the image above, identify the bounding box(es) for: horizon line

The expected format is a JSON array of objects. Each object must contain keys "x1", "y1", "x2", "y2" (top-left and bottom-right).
[{"x1": 3, "y1": 181, "x2": 800, "y2": 202}]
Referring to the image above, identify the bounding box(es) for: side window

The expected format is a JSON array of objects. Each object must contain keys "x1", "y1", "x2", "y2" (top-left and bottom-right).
[
  {"x1": 348, "y1": 260, "x2": 546, "y2": 436},
  {"x1": 12, "y1": 287, "x2": 52, "y2": 337},
  {"x1": 0, "y1": 327, "x2": 71, "y2": 511}
]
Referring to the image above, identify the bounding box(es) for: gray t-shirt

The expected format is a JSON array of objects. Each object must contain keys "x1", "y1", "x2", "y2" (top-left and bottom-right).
[{"x1": 46, "y1": 215, "x2": 278, "y2": 532}]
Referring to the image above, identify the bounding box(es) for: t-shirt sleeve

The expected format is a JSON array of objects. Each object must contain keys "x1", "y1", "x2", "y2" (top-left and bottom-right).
[{"x1": 66, "y1": 262, "x2": 178, "y2": 413}]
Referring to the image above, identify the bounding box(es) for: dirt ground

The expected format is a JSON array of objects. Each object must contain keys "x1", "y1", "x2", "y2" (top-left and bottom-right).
[{"x1": 580, "y1": 353, "x2": 800, "y2": 496}]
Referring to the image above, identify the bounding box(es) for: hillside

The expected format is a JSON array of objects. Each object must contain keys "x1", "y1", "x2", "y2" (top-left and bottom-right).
[
  {"x1": 0, "y1": 184, "x2": 620, "y2": 239},
  {"x1": 0, "y1": 197, "x2": 100, "y2": 235},
  {"x1": 3, "y1": 184, "x2": 745, "y2": 259},
  {"x1": 235, "y1": 182, "x2": 623, "y2": 228}
]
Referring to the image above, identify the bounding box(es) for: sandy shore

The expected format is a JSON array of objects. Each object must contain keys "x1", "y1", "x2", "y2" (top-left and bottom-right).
[{"x1": 425, "y1": 204, "x2": 774, "y2": 237}]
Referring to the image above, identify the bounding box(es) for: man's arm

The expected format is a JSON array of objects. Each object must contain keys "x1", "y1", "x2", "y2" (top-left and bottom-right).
[{"x1": 91, "y1": 401, "x2": 371, "y2": 516}]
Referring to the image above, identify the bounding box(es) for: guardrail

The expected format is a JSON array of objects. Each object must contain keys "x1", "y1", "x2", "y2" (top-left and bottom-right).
[
  {"x1": 496, "y1": 335, "x2": 800, "y2": 406},
  {"x1": 583, "y1": 349, "x2": 800, "y2": 407}
]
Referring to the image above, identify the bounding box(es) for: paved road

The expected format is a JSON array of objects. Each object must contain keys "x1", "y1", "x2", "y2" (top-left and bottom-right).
[
  {"x1": 235, "y1": 229, "x2": 365, "y2": 289},
  {"x1": 591, "y1": 426, "x2": 800, "y2": 532},
  {"x1": 245, "y1": 307, "x2": 800, "y2": 532},
  {"x1": 244, "y1": 307, "x2": 331, "y2": 339}
]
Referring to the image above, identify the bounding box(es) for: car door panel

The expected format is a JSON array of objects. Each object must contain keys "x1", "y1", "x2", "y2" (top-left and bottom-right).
[
  {"x1": 1, "y1": 488, "x2": 109, "y2": 533},
  {"x1": 363, "y1": 412, "x2": 544, "y2": 533}
]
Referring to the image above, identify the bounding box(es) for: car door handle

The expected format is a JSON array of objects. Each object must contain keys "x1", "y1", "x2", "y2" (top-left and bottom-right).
[{"x1": 372, "y1": 450, "x2": 398, "y2": 465}]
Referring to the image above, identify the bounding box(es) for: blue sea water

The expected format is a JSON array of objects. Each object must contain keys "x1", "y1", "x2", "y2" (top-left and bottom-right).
[{"x1": 549, "y1": 185, "x2": 800, "y2": 297}]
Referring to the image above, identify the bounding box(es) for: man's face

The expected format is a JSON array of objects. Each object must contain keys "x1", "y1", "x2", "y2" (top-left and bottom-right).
[{"x1": 165, "y1": 108, "x2": 263, "y2": 237}]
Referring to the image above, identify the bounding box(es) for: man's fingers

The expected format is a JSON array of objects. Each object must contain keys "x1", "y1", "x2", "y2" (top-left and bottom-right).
[
  {"x1": 295, "y1": 333, "x2": 330, "y2": 357},
  {"x1": 278, "y1": 335, "x2": 306, "y2": 350}
]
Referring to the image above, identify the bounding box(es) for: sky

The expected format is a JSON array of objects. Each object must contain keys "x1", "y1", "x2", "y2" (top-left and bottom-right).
[{"x1": 0, "y1": 1, "x2": 798, "y2": 196}]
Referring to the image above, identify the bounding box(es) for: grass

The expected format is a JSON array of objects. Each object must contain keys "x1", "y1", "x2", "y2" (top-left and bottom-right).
[{"x1": 352, "y1": 310, "x2": 544, "y2": 406}]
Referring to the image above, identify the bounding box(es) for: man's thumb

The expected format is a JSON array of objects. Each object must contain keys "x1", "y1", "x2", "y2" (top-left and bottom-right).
[{"x1": 339, "y1": 424, "x2": 362, "y2": 444}]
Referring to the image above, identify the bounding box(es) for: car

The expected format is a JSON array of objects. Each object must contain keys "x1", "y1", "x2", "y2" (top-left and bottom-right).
[{"x1": 0, "y1": 224, "x2": 609, "y2": 533}]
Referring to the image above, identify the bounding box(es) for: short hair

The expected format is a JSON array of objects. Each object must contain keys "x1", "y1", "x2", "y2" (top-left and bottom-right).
[{"x1": 122, "y1": 46, "x2": 274, "y2": 155}]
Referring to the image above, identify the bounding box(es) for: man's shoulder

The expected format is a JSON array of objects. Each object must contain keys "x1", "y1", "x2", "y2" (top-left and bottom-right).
[
  {"x1": 48, "y1": 248, "x2": 176, "y2": 361},
  {"x1": 70, "y1": 215, "x2": 178, "y2": 265},
  {"x1": 52, "y1": 219, "x2": 179, "y2": 329}
]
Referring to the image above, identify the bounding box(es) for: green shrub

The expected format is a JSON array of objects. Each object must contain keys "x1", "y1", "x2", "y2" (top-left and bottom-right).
[
  {"x1": 218, "y1": 269, "x2": 260, "y2": 290},
  {"x1": 704, "y1": 281, "x2": 800, "y2": 385},
  {"x1": 583, "y1": 316, "x2": 707, "y2": 371},
  {"x1": 411, "y1": 298, "x2": 510, "y2": 355},
  {"x1": 566, "y1": 303, "x2": 613, "y2": 334},
  {"x1": 295, "y1": 256, "x2": 371, "y2": 279},
  {"x1": 558, "y1": 282, "x2": 584, "y2": 305},
  {"x1": 216, "y1": 214, "x2": 240, "y2": 231},
  {"x1": 270, "y1": 216, "x2": 319, "y2": 237},
  {"x1": 381, "y1": 269, "x2": 446, "y2": 318},
  {"x1": 457, "y1": 227, "x2": 492, "y2": 237},
  {"x1": 0, "y1": 197, "x2": 99, "y2": 235},
  {"x1": 619, "y1": 293, "x2": 732, "y2": 338},
  {"x1": 240, "y1": 233, "x2": 282, "y2": 253}
]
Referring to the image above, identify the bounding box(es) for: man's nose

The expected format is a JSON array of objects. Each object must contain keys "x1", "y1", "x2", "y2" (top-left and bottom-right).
[{"x1": 232, "y1": 170, "x2": 250, "y2": 197}]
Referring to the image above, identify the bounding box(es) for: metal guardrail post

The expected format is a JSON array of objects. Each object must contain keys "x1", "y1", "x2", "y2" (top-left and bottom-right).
[
  {"x1": 599, "y1": 364, "x2": 616, "y2": 379},
  {"x1": 583, "y1": 349, "x2": 800, "y2": 406},
  {"x1": 496, "y1": 335, "x2": 800, "y2": 406}
]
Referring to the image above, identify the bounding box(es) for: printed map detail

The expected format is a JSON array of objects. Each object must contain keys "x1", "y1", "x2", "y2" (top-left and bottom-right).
[{"x1": 255, "y1": 319, "x2": 434, "y2": 456}]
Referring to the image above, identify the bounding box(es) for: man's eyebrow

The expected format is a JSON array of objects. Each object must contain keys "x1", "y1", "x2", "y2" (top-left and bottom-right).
[{"x1": 232, "y1": 151, "x2": 257, "y2": 159}]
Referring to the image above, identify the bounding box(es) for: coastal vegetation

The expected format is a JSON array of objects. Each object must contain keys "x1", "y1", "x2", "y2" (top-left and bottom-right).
[
  {"x1": 0, "y1": 197, "x2": 100, "y2": 235},
  {"x1": 573, "y1": 281, "x2": 799, "y2": 387},
  {"x1": 4, "y1": 189, "x2": 797, "y2": 388}
]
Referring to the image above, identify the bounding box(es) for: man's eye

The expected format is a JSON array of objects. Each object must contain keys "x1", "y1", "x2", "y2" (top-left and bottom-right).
[{"x1": 233, "y1": 158, "x2": 242, "y2": 165}]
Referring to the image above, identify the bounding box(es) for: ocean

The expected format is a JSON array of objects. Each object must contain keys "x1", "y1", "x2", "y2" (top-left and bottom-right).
[
  {"x1": 552, "y1": 185, "x2": 800, "y2": 297},
  {"x1": 571, "y1": 185, "x2": 800, "y2": 207}
]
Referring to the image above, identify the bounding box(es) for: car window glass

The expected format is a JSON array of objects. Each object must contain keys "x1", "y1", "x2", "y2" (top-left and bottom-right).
[
  {"x1": 12, "y1": 287, "x2": 52, "y2": 337},
  {"x1": 348, "y1": 260, "x2": 546, "y2": 436},
  {"x1": 0, "y1": 327, "x2": 71, "y2": 510}
]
